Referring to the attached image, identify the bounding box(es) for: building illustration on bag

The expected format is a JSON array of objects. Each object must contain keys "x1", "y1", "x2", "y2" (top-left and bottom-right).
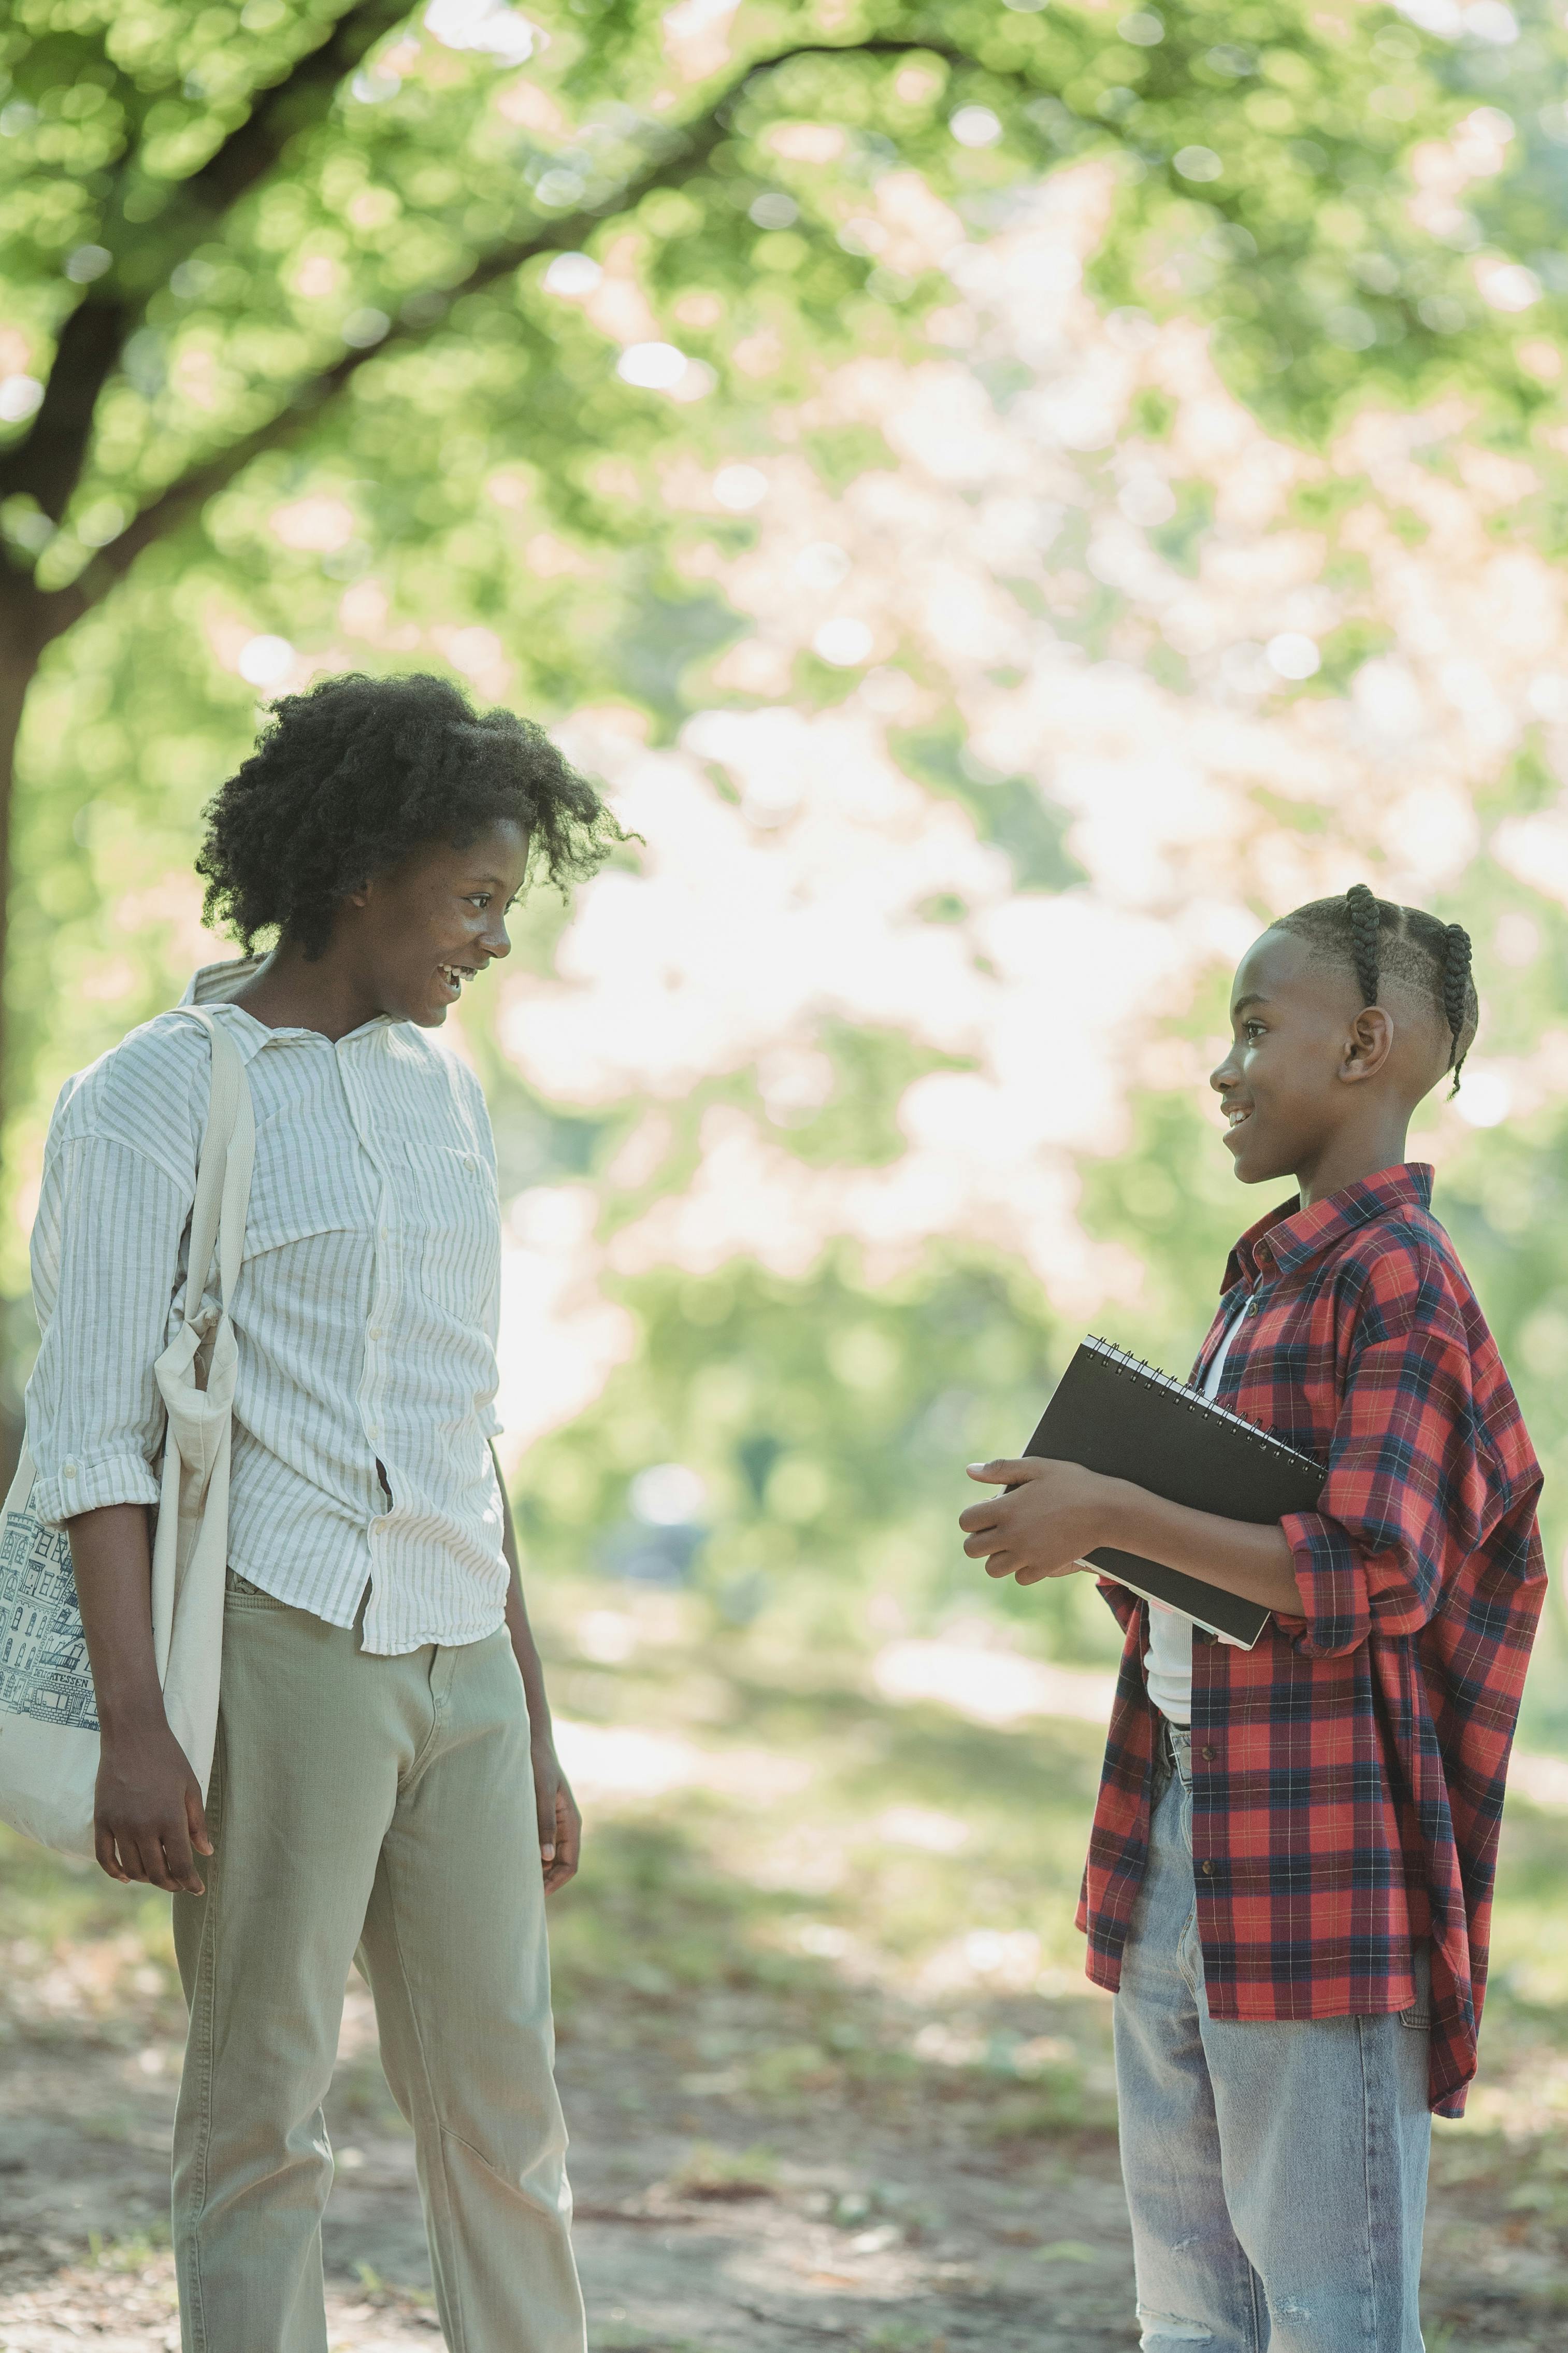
[{"x1": 0, "y1": 1495, "x2": 99, "y2": 1732}]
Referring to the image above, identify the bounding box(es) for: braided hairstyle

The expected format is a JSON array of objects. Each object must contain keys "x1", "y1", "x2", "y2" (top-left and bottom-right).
[{"x1": 1273, "y1": 884, "x2": 1477, "y2": 1096}]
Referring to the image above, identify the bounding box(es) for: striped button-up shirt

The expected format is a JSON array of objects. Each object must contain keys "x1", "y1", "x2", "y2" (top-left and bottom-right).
[
  {"x1": 1078, "y1": 1164, "x2": 1546, "y2": 2119},
  {"x1": 24, "y1": 958, "x2": 507, "y2": 1655}
]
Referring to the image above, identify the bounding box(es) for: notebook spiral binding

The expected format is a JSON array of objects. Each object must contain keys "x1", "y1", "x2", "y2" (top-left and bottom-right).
[{"x1": 1083, "y1": 1335, "x2": 1318, "y2": 1470}]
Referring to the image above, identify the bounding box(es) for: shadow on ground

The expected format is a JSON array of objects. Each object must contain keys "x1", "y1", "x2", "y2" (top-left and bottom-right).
[{"x1": 4, "y1": 1592, "x2": 1567, "y2": 2349}]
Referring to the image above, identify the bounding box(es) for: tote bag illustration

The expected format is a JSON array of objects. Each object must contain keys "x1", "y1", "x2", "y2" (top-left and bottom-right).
[{"x1": 0, "y1": 1008, "x2": 254, "y2": 1858}]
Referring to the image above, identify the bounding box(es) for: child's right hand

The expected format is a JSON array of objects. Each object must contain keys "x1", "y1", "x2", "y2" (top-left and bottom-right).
[{"x1": 959, "y1": 1457, "x2": 1112, "y2": 1585}]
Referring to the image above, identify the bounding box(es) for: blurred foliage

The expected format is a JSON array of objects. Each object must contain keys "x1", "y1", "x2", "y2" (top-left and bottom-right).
[
  {"x1": 4, "y1": 0, "x2": 1568, "y2": 1745},
  {"x1": 2, "y1": 0, "x2": 1561, "y2": 584},
  {"x1": 515, "y1": 1241, "x2": 1131, "y2": 1663}
]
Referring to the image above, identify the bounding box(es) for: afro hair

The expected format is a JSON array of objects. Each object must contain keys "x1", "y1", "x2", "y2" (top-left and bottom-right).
[{"x1": 197, "y1": 671, "x2": 630, "y2": 957}]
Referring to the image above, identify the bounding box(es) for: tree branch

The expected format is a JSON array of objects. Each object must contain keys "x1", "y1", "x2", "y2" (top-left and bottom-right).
[
  {"x1": 181, "y1": 0, "x2": 411, "y2": 218},
  {"x1": 35, "y1": 31, "x2": 1014, "y2": 638},
  {"x1": 7, "y1": 297, "x2": 130, "y2": 523},
  {"x1": 0, "y1": 0, "x2": 410, "y2": 518}
]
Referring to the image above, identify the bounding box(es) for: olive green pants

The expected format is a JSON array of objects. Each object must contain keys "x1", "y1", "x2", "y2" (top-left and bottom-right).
[{"x1": 171, "y1": 1573, "x2": 585, "y2": 2353}]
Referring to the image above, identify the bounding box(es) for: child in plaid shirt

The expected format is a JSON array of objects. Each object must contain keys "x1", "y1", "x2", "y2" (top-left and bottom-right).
[{"x1": 960, "y1": 886, "x2": 1546, "y2": 2353}]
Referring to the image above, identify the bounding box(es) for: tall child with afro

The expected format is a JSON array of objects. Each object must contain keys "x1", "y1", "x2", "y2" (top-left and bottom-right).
[
  {"x1": 27, "y1": 674, "x2": 626, "y2": 2353},
  {"x1": 960, "y1": 886, "x2": 1546, "y2": 2353}
]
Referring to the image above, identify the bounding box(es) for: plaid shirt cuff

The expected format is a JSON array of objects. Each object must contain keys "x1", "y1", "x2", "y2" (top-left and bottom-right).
[
  {"x1": 31, "y1": 1448, "x2": 160, "y2": 1530},
  {"x1": 1280, "y1": 1508, "x2": 1375, "y2": 1655}
]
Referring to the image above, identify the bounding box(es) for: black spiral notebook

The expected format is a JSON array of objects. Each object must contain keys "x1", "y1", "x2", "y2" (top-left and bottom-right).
[{"x1": 1018, "y1": 1335, "x2": 1326, "y2": 1648}]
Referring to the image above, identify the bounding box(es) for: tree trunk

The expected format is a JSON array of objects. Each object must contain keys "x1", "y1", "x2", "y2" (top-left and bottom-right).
[
  {"x1": 0, "y1": 598, "x2": 43, "y2": 1138},
  {"x1": 0, "y1": 595, "x2": 42, "y2": 1490}
]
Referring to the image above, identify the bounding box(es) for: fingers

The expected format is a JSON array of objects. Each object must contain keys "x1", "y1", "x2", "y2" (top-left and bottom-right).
[
  {"x1": 186, "y1": 1784, "x2": 214, "y2": 1860},
  {"x1": 961, "y1": 1524, "x2": 1012, "y2": 1557},
  {"x1": 536, "y1": 1771, "x2": 557, "y2": 1866},
  {"x1": 146, "y1": 1823, "x2": 198, "y2": 1894},
  {"x1": 104, "y1": 1816, "x2": 204, "y2": 1894},
  {"x1": 159, "y1": 1802, "x2": 205, "y2": 1896},
  {"x1": 982, "y1": 1553, "x2": 1064, "y2": 1585},
  {"x1": 543, "y1": 1784, "x2": 582, "y2": 1895},
  {"x1": 965, "y1": 1459, "x2": 1043, "y2": 1484},
  {"x1": 94, "y1": 1822, "x2": 130, "y2": 1884},
  {"x1": 99, "y1": 1821, "x2": 157, "y2": 1887},
  {"x1": 121, "y1": 1827, "x2": 177, "y2": 1891}
]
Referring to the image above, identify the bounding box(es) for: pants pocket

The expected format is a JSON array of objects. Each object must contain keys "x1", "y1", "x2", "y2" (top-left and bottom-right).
[{"x1": 224, "y1": 1569, "x2": 288, "y2": 1608}]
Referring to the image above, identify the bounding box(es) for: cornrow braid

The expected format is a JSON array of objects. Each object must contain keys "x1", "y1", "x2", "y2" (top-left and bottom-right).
[
  {"x1": 1441, "y1": 921, "x2": 1474, "y2": 1097},
  {"x1": 1345, "y1": 880, "x2": 1381, "y2": 1008},
  {"x1": 1271, "y1": 884, "x2": 1480, "y2": 1099}
]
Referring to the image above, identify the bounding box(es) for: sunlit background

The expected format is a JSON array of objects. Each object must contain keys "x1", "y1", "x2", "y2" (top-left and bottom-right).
[{"x1": 7, "y1": 0, "x2": 1568, "y2": 2340}]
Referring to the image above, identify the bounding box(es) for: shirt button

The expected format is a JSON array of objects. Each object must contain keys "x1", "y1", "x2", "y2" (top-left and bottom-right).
[
  {"x1": 1201, "y1": 1860, "x2": 1215, "y2": 1876},
  {"x1": 63, "y1": 1461, "x2": 78, "y2": 1479},
  {"x1": 1246, "y1": 1300, "x2": 1259, "y2": 1317},
  {"x1": 1202, "y1": 1745, "x2": 1216, "y2": 1761}
]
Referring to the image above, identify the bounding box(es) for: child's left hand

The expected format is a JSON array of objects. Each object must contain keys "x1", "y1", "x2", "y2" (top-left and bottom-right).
[{"x1": 959, "y1": 1458, "x2": 1115, "y2": 1585}]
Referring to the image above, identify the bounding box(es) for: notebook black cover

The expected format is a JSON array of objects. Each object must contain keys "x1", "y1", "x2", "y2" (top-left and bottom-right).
[{"x1": 1018, "y1": 1336, "x2": 1326, "y2": 1648}]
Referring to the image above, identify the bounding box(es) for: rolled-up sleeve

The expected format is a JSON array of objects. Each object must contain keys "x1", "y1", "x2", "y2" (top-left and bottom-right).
[
  {"x1": 1278, "y1": 1254, "x2": 1503, "y2": 1659},
  {"x1": 25, "y1": 1134, "x2": 191, "y2": 1527}
]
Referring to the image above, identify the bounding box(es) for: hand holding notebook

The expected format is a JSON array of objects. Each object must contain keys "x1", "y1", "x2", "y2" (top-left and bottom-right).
[{"x1": 975, "y1": 1335, "x2": 1326, "y2": 1646}]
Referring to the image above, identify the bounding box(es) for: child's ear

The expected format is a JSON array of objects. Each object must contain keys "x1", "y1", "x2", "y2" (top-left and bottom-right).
[{"x1": 1342, "y1": 1005, "x2": 1394, "y2": 1085}]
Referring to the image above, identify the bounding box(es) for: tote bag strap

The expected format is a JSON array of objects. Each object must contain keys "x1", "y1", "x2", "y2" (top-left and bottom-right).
[{"x1": 168, "y1": 1006, "x2": 255, "y2": 1315}]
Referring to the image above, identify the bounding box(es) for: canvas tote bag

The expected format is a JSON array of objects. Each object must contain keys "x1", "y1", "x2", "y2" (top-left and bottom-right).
[{"x1": 0, "y1": 1006, "x2": 255, "y2": 1858}]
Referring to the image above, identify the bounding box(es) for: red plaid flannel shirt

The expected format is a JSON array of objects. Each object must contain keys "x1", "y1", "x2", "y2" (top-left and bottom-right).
[{"x1": 1076, "y1": 1163, "x2": 1546, "y2": 2117}]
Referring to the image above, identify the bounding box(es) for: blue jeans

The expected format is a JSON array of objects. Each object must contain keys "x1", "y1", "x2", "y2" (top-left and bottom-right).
[{"x1": 1113, "y1": 1723, "x2": 1432, "y2": 2352}]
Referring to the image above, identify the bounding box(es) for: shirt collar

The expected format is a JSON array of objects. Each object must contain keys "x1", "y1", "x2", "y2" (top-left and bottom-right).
[
  {"x1": 178, "y1": 955, "x2": 394, "y2": 1049},
  {"x1": 180, "y1": 953, "x2": 270, "y2": 1006},
  {"x1": 1225, "y1": 1162, "x2": 1435, "y2": 1291}
]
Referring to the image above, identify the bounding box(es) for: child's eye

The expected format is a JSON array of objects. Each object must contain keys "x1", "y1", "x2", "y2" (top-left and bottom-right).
[
  {"x1": 1244, "y1": 1021, "x2": 1267, "y2": 1042},
  {"x1": 468, "y1": 893, "x2": 491, "y2": 908}
]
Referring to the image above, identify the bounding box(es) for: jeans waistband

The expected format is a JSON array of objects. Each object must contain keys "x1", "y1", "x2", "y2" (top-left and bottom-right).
[{"x1": 1158, "y1": 1717, "x2": 1192, "y2": 1784}]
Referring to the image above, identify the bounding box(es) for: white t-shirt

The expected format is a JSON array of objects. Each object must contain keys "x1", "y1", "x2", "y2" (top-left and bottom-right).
[{"x1": 1144, "y1": 1305, "x2": 1249, "y2": 1724}]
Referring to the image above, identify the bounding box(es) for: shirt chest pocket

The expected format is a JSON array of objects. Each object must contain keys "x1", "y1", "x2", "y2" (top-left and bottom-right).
[
  {"x1": 237, "y1": 1151, "x2": 365, "y2": 1265},
  {"x1": 399, "y1": 1140, "x2": 500, "y2": 1325}
]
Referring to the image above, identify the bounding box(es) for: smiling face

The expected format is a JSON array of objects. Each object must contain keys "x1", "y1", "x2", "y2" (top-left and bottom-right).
[
  {"x1": 1211, "y1": 924, "x2": 1460, "y2": 1197},
  {"x1": 1210, "y1": 927, "x2": 1387, "y2": 1188},
  {"x1": 350, "y1": 818, "x2": 530, "y2": 1028}
]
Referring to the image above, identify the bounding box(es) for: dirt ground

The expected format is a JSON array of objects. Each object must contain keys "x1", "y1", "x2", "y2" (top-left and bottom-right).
[
  {"x1": 3, "y1": 1985, "x2": 1566, "y2": 2352},
  {"x1": 4, "y1": 1598, "x2": 1568, "y2": 2350}
]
